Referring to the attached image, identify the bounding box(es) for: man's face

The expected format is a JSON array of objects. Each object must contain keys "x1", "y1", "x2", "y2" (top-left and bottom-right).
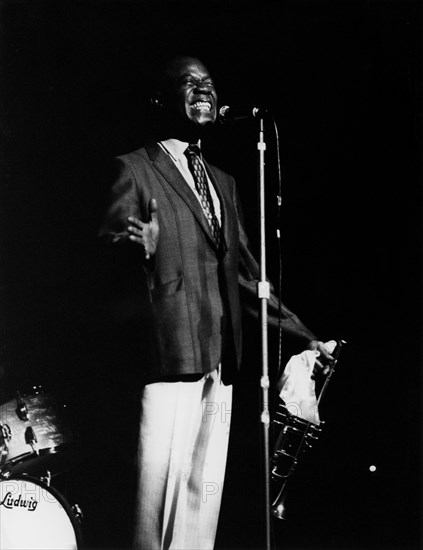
[{"x1": 162, "y1": 57, "x2": 218, "y2": 130}]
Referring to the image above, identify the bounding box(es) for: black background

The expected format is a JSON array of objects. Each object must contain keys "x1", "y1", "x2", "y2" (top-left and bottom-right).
[{"x1": 0, "y1": 1, "x2": 422, "y2": 549}]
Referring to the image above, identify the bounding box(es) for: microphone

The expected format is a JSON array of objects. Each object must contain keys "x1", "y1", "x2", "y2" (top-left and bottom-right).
[{"x1": 218, "y1": 105, "x2": 270, "y2": 123}]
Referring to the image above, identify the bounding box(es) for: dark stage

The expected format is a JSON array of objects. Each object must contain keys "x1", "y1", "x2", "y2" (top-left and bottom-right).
[{"x1": 0, "y1": 1, "x2": 422, "y2": 549}]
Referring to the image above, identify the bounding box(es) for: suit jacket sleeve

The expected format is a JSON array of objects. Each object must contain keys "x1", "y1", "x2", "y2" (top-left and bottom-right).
[
  {"x1": 97, "y1": 157, "x2": 154, "y2": 328},
  {"x1": 98, "y1": 156, "x2": 154, "y2": 266},
  {"x1": 99, "y1": 158, "x2": 141, "y2": 243},
  {"x1": 233, "y1": 185, "x2": 317, "y2": 344}
]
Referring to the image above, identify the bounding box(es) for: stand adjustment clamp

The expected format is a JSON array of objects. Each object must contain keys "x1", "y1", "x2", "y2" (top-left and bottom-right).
[{"x1": 257, "y1": 281, "x2": 270, "y2": 299}]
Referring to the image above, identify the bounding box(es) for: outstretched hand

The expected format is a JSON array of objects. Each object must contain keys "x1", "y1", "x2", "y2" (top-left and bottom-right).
[{"x1": 127, "y1": 198, "x2": 159, "y2": 260}]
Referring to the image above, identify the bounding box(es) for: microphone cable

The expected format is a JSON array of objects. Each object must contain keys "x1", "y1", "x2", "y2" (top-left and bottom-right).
[{"x1": 270, "y1": 113, "x2": 285, "y2": 383}]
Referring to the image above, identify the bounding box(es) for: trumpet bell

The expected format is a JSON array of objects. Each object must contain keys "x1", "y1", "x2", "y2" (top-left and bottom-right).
[
  {"x1": 271, "y1": 481, "x2": 289, "y2": 520},
  {"x1": 270, "y1": 402, "x2": 322, "y2": 520}
]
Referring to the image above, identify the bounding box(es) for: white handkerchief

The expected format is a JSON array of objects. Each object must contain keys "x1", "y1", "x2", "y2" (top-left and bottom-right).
[
  {"x1": 278, "y1": 350, "x2": 320, "y2": 424},
  {"x1": 277, "y1": 341, "x2": 336, "y2": 424}
]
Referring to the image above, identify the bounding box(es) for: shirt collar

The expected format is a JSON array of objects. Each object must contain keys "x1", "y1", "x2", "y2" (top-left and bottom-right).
[{"x1": 159, "y1": 138, "x2": 201, "y2": 162}]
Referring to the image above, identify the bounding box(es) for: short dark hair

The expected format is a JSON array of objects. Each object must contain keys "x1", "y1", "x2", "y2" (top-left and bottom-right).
[{"x1": 151, "y1": 54, "x2": 212, "y2": 96}]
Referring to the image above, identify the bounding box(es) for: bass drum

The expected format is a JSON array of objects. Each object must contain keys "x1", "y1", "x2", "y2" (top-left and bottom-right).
[{"x1": 0, "y1": 475, "x2": 82, "y2": 549}]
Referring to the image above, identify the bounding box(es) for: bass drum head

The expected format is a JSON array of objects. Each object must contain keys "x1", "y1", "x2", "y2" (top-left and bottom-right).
[{"x1": 0, "y1": 475, "x2": 82, "y2": 550}]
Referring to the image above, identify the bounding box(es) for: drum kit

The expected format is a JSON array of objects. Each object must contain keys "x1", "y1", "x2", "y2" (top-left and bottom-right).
[{"x1": 0, "y1": 385, "x2": 83, "y2": 549}]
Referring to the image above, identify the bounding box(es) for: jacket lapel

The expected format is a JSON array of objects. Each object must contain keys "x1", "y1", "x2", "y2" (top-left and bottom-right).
[{"x1": 145, "y1": 142, "x2": 226, "y2": 252}]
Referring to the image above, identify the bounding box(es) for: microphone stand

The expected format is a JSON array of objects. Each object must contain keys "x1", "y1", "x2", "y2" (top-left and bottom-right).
[{"x1": 256, "y1": 115, "x2": 272, "y2": 550}]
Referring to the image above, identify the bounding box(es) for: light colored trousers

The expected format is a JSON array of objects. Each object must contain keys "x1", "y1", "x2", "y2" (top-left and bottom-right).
[{"x1": 133, "y1": 368, "x2": 233, "y2": 550}]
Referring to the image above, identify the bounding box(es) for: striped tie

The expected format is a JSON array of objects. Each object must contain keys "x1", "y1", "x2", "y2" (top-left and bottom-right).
[{"x1": 184, "y1": 145, "x2": 221, "y2": 248}]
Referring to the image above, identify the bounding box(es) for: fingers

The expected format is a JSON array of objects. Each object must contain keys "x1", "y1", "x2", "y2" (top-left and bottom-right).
[
  {"x1": 321, "y1": 350, "x2": 334, "y2": 365},
  {"x1": 311, "y1": 340, "x2": 335, "y2": 377},
  {"x1": 127, "y1": 217, "x2": 144, "y2": 236},
  {"x1": 148, "y1": 198, "x2": 158, "y2": 220},
  {"x1": 127, "y1": 199, "x2": 159, "y2": 260},
  {"x1": 314, "y1": 358, "x2": 330, "y2": 376},
  {"x1": 127, "y1": 216, "x2": 145, "y2": 247},
  {"x1": 127, "y1": 198, "x2": 158, "y2": 227},
  {"x1": 127, "y1": 224, "x2": 150, "y2": 258},
  {"x1": 127, "y1": 216, "x2": 144, "y2": 229}
]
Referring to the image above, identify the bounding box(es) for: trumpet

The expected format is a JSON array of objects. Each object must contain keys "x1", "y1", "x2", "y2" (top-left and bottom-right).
[{"x1": 270, "y1": 340, "x2": 346, "y2": 520}]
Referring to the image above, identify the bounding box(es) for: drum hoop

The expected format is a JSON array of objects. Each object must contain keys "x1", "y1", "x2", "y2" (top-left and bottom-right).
[
  {"x1": 1, "y1": 473, "x2": 83, "y2": 549},
  {"x1": 4, "y1": 442, "x2": 77, "y2": 461},
  {"x1": 0, "y1": 442, "x2": 81, "y2": 475}
]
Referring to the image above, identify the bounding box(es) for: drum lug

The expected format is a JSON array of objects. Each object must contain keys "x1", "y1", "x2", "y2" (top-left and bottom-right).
[
  {"x1": 0, "y1": 422, "x2": 12, "y2": 462},
  {"x1": 0, "y1": 422, "x2": 12, "y2": 444},
  {"x1": 72, "y1": 503, "x2": 84, "y2": 524},
  {"x1": 41, "y1": 469, "x2": 52, "y2": 486},
  {"x1": 25, "y1": 425, "x2": 38, "y2": 449},
  {"x1": 0, "y1": 467, "x2": 11, "y2": 479},
  {"x1": 15, "y1": 391, "x2": 29, "y2": 421}
]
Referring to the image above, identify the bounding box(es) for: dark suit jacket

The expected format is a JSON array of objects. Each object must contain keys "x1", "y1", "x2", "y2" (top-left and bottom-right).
[{"x1": 98, "y1": 142, "x2": 316, "y2": 384}]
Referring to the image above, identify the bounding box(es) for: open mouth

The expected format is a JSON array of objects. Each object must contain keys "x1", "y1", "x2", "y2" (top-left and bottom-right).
[{"x1": 191, "y1": 101, "x2": 213, "y2": 112}]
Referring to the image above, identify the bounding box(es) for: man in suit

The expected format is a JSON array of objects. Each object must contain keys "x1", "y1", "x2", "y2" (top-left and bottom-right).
[{"x1": 98, "y1": 55, "x2": 333, "y2": 550}]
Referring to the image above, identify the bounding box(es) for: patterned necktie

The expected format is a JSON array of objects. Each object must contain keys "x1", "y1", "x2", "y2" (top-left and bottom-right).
[{"x1": 184, "y1": 145, "x2": 221, "y2": 248}]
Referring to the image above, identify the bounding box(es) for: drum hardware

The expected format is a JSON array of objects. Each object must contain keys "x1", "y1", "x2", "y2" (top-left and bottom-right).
[
  {"x1": 72, "y1": 503, "x2": 84, "y2": 524},
  {"x1": 0, "y1": 421, "x2": 12, "y2": 457},
  {"x1": 16, "y1": 391, "x2": 29, "y2": 421},
  {"x1": 270, "y1": 339, "x2": 346, "y2": 520},
  {"x1": 0, "y1": 385, "x2": 80, "y2": 477},
  {"x1": 0, "y1": 467, "x2": 11, "y2": 479},
  {"x1": 40, "y1": 469, "x2": 52, "y2": 487},
  {"x1": 24, "y1": 425, "x2": 38, "y2": 452}
]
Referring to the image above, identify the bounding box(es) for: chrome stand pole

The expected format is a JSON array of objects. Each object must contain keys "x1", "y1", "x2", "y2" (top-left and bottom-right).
[{"x1": 257, "y1": 115, "x2": 272, "y2": 550}]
